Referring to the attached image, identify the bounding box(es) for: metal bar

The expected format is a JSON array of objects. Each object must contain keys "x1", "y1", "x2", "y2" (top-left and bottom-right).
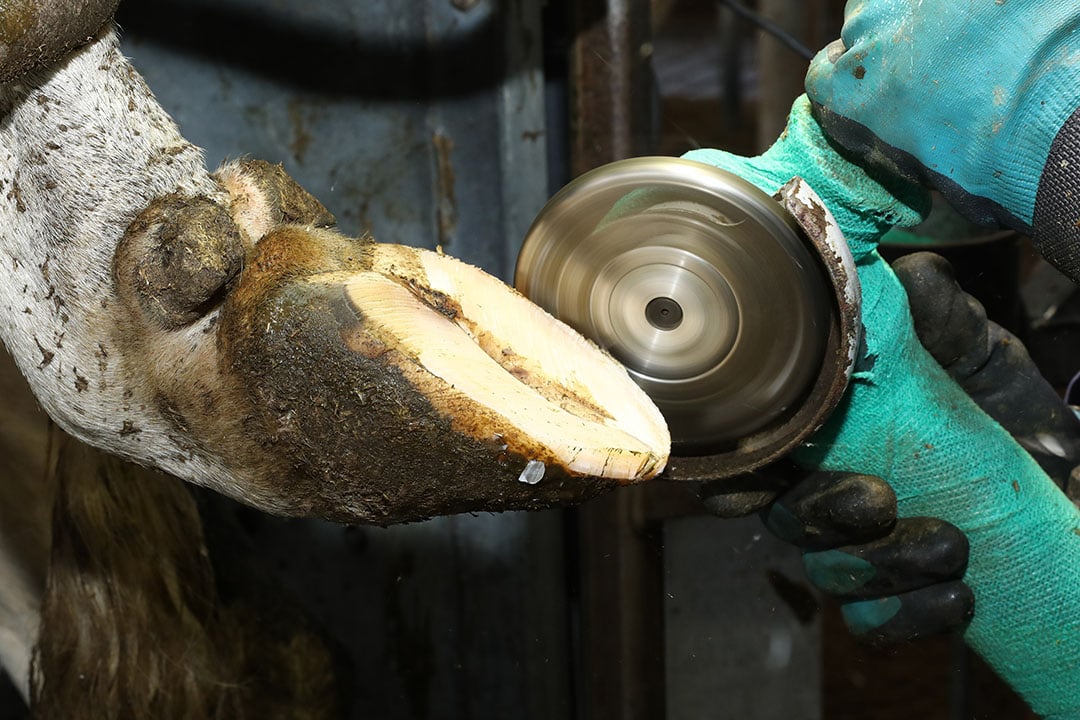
[
  {"x1": 566, "y1": 2, "x2": 667, "y2": 717},
  {"x1": 576, "y1": 486, "x2": 666, "y2": 720},
  {"x1": 569, "y1": 0, "x2": 653, "y2": 177},
  {"x1": 755, "y1": 0, "x2": 811, "y2": 149},
  {"x1": 497, "y1": 0, "x2": 551, "y2": 280},
  {"x1": 717, "y1": 0, "x2": 813, "y2": 61}
]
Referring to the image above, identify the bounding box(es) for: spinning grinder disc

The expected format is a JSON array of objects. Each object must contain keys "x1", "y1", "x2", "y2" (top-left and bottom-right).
[{"x1": 515, "y1": 157, "x2": 835, "y2": 453}]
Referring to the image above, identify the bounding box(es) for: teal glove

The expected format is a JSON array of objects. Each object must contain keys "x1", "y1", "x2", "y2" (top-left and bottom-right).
[
  {"x1": 804, "y1": 1, "x2": 1080, "y2": 281},
  {"x1": 685, "y1": 96, "x2": 1080, "y2": 719}
]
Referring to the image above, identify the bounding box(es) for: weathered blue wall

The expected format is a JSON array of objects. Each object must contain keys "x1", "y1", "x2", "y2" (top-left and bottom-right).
[{"x1": 116, "y1": 1, "x2": 571, "y2": 718}]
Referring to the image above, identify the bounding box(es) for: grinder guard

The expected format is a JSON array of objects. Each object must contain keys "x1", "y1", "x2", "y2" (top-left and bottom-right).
[{"x1": 665, "y1": 174, "x2": 861, "y2": 481}]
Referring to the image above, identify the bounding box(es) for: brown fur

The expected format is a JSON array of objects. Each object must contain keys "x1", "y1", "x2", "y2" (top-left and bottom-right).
[
  {"x1": 0, "y1": 0, "x2": 120, "y2": 82},
  {"x1": 31, "y1": 432, "x2": 340, "y2": 719},
  {"x1": 219, "y1": 159, "x2": 336, "y2": 231}
]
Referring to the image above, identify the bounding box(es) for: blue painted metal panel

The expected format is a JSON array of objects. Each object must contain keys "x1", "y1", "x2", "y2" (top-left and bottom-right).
[{"x1": 115, "y1": 2, "x2": 567, "y2": 718}]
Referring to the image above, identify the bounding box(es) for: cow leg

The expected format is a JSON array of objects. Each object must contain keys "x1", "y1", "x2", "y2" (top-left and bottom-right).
[{"x1": 0, "y1": 26, "x2": 668, "y2": 525}]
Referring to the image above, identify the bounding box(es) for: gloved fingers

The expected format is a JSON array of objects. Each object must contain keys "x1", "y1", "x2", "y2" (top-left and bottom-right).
[
  {"x1": 761, "y1": 471, "x2": 896, "y2": 549},
  {"x1": 803, "y1": 517, "x2": 969, "y2": 599},
  {"x1": 835, "y1": 0, "x2": 889, "y2": 54},
  {"x1": 893, "y1": 251, "x2": 1080, "y2": 486},
  {"x1": 1067, "y1": 467, "x2": 1080, "y2": 506},
  {"x1": 697, "y1": 461, "x2": 803, "y2": 519},
  {"x1": 841, "y1": 580, "x2": 975, "y2": 647},
  {"x1": 819, "y1": 38, "x2": 847, "y2": 66},
  {"x1": 803, "y1": 0, "x2": 894, "y2": 129},
  {"x1": 804, "y1": 0, "x2": 884, "y2": 97},
  {"x1": 698, "y1": 478, "x2": 780, "y2": 519},
  {"x1": 889, "y1": 252, "x2": 989, "y2": 378},
  {"x1": 973, "y1": 324, "x2": 1080, "y2": 485}
]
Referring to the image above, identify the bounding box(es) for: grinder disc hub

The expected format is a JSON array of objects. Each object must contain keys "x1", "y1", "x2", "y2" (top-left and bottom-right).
[
  {"x1": 645, "y1": 296, "x2": 683, "y2": 330},
  {"x1": 515, "y1": 157, "x2": 834, "y2": 452},
  {"x1": 590, "y1": 243, "x2": 740, "y2": 381}
]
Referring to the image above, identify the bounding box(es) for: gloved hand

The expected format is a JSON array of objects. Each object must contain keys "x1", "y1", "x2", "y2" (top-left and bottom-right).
[
  {"x1": 684, "y1": 97, "x2": 1080, "y2": 718},
  {"x1": 804, "y1": 1, "x2": 1080, "y2": 281},
  {"x1": 893, "y1": 251, "x2": 1080, "y2": 494},
  {"x1": 702, "y1": 250, "x2": 1080, "y2": 646}
]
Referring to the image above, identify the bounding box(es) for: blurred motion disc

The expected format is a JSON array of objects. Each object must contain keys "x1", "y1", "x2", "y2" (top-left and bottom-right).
[{"x1": 515, "y1": 157, "x2": 833, "y2": 451}]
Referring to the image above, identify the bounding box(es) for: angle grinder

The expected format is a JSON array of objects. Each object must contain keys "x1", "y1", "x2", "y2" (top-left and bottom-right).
[{"x1": 515, "y1": 157, "x2": 861, "y2": 482}]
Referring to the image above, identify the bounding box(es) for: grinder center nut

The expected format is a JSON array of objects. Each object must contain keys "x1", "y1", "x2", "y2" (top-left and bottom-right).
[
  {"x1": 590, "y1": 241, "x2": 741, "y2": 382},
  {"x1": 645, "y1": 296, "x2": 683, "y2": 329}
]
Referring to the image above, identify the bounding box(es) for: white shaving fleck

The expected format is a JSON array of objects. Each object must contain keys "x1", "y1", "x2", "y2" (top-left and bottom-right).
[
  {"x1": 1036, "y1": 432, "x2": 1068, "y2": 459},
  {"x1": 518, "y1": 460, "x2": 546, "y2": 485}
]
